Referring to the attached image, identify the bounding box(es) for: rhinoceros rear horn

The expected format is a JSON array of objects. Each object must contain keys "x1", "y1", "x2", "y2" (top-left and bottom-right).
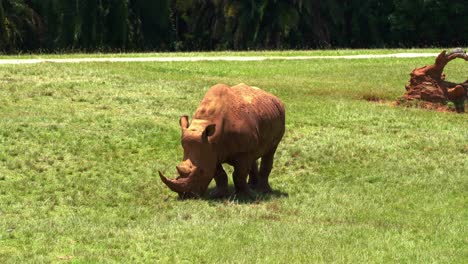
[{"x1": 159, "y1": 171, "x2": 191, "y2": 194}]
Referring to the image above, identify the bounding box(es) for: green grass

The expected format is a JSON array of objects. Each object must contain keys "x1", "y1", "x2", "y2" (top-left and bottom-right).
[{"x1": 0, "y1": 51, "x2": 467, "y2": 263}]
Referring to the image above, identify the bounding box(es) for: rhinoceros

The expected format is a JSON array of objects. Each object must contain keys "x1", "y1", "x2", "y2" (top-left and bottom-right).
[{"x1": 159, "y1": 83, "x2": 285, "y2": 198}]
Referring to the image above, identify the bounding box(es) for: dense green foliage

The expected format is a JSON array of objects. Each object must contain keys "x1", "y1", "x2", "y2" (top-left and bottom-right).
[
  {"x1": 0, "y1": 51, "x2": 467, "y2": 262},
  {"x1": 0, "y1": 0, "x2": 467, "y2": 53}
]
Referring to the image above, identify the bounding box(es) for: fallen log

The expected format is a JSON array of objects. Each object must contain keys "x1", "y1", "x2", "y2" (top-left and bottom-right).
[{"x1": 402, "y1": 49, "x2": 468, "y2": 113}]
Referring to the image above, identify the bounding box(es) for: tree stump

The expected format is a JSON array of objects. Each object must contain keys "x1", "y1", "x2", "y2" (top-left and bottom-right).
[{"x1": 402, "y1": 49, "x2": 468, "y2": 113}]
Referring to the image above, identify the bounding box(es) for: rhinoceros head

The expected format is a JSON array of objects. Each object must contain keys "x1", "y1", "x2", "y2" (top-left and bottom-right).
[{"x1": 160, "y1": 115, "x2": 218, "y2": 198}]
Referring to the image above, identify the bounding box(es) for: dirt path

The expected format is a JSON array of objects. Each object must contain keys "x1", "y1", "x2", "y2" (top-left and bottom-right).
[{"x1": 0, "y1": 53, "x2": 439, "y2": 65}]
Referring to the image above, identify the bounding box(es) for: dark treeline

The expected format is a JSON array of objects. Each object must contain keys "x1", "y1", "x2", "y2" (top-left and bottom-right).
[{"x1": 1, "y1": 0, "x2": 467, "y2": 53}]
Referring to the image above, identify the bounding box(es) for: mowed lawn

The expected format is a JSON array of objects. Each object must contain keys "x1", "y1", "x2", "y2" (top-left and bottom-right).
[{"x1": 0, "y1": 51, "x2": 467, "y2": 263}]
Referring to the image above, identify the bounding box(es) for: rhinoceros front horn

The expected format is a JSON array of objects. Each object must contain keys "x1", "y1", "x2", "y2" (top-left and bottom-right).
[{"x1": 159, "y1": 171, "x2": 191, "y2": 194}]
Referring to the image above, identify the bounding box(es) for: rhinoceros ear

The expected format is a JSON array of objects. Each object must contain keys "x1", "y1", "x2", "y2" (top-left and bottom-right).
[
  {"x1": 202, "y1": 124, "x2": 216, "y2": 143},
  {"x1": 179, "y1": 115, "x2": 189, "y2": 129}
]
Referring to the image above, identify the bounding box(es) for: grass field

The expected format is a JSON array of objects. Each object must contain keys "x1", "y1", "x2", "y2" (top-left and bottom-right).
[{"x1": 0, "y1": 50, "x2": 467, "y2": 263}]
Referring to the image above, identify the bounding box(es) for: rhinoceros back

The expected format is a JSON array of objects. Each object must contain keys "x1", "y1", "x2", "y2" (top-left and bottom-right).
[
  {"x1": 194, "y1": 83, "x2": 285, "y2": 160},
  {"x1": 234, "y1": 84, "x2": 285, "y2": 155}
]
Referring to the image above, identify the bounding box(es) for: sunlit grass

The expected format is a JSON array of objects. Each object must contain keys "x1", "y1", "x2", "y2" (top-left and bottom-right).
[{"x1": 0, "y1": 52, "x2": 467, "y2": 262}]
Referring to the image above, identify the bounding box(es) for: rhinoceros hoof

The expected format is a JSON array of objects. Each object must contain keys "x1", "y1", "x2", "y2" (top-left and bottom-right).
[
  {"x1": 255, "y1": 184, "x2": 273, "y2": 194},
  {"x1": 235, "y1": 188, "x2": 255, "y2": 199},
  {"x1": 209, "y1": 188, "x2": 230, "y2": 199}
]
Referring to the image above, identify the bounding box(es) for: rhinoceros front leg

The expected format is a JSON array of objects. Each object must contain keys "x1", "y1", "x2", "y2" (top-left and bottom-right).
[
  {"x1": 210, "y1": 164, "x2": 230, "y2": 199},
  {"x1": 233, "y1": 158, "x2": 255, "y2": 198}
]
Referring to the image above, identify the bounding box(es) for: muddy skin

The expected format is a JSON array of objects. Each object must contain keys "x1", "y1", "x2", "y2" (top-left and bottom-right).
[
  {"x1": 402, "y1": 49, "x2": 468, "y2": 113},
  {"x1": 160, "y1": 83, "x2": 286, "y2": 199}
]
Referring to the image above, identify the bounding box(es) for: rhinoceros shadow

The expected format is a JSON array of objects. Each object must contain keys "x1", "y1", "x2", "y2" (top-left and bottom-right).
[{"x1": 203, "y1": 187, "x2": 289, "y2": 204}]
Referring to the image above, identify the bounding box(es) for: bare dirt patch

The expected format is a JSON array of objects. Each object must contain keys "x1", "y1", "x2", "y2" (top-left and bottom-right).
[{"x1": 363, "y1": 95, "x2": 462, "y2": 113}]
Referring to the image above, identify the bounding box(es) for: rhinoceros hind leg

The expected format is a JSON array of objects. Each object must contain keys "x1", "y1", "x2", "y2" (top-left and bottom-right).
[
  {"x1": 256, "y1": 147, "x2": 278, "y2": 193},
  {"x1": 233, "y1": 159, "x2": 255, "y2": 198},
  {"x1": 247, "y1": 160, "x2": 259, "y2": 188},
  {"x1": 210, "y1": 164, "x2": 230, "y2": 199}
]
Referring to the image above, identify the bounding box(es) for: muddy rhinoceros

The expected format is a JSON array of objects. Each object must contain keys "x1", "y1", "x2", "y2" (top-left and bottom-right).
[{"x1": 159, "y1": 83, "x2": 285, "y2": 198}]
